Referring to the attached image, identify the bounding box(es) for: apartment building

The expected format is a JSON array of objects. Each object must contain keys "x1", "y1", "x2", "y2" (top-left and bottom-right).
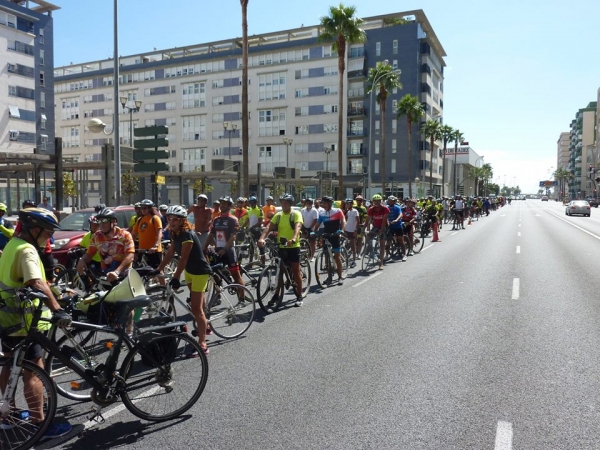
[
  {"x1": 556, "y1": 132, "x2": 569, "y2": 171},
  {"x1": 53, "y1": 9, "x2": 446, "y2": 204},
  {"x1": 568, "y1": 102, "x2": 597, "y2": 198}
]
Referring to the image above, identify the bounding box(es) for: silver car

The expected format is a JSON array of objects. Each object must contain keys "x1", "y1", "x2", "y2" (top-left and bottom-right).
[{"x1": 565, "y1": 200, "x2": 591, "y2": 217}]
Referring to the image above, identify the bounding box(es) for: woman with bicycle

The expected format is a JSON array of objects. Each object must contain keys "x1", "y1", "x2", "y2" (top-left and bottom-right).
[{"x1": 155, "y1": 205, "x2": 212, "y2": 355}]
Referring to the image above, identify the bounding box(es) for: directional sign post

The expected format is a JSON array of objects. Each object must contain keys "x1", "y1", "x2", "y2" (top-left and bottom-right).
[{"x1": 134, "y1": 125, "x2": 169, "y2": 202}]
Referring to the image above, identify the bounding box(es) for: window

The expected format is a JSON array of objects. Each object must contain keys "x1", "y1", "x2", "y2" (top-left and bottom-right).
[
  {"x1": 392, "y1": 119, "x2": 397, "y2": 134},
  {"x1": 182, "y1": 115, "x2": 207, "y2": 141},
  {"x1": 40, "y1": 92, "x2": 45, "y2": 108},
  {"x1": 392, "y1": 99, "x2": 397, "y2": 111},
  {"x1": 40, "y1": 134, "x2": 48, "y2": 150},
  {"x1": 8, "y1": 106, "x2": 20, "y2": 119},
  {"x1": 8, "y1": 86, "x2": 16, "y2": 97},
  {"x1": 39, "y1": 50, "x2": 45, "y2": 66},
  {"x1": 258, "y1": 71, "x2": 286, "y2": 101},
  {"x1": 375, "y1": 140, "x2": 380, "y2": 154},
  {"x1": 295, "y1": 143, "x2": 308, "y2": 153},
  {"x1": 258, "y1": 108, "x2": 286, "y2": 137},
  {"x1": 375, "y1": 120, "x2": 380, "y2": 134},
  {"x1": 374, "y1": 159, "x2": 379, "y2": 174},
  {"x1": 392, "y1": 139, "x2": 397, "y2": 153},
  {"x1": 393, "y1": 60, "x2": 398, "y2": 70},
  {"x1": 39, "y1": 71, "x2": 44, "y2": 86},
  {"x1": 295, "y1": 125, "x2": 309, "y2": 135},
  {"x1": 182, "y1": 82, "x2": 206, "y2": 109},
  {"x1": 39, "y1": 29, "x2": 44, "y2": 44},
  {"x1": 393, "y1": 40, "x2": 398, "y2": 55},
  {"x1": 41, "y1": 114, "x2": 47, "y2": 129},
  {"x1": 391, "y1": 159, "x2": 396, "y2": 173},
  {"x1": 9, "y1": 130, "x2": 19, "y2": 141},
  {"x1": 295, "y1": 106, "x2": 308, "y2": 116},
  {"x1": 375, "y1": 42, "x2": 381, "y2": 57}
]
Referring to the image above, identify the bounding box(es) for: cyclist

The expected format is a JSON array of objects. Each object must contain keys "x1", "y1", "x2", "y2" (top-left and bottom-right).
[
  {"x1": 262, "y1": 196, "x2": 276, "y2": 226},
  {"x1": 300, "y1": 198, "x2": 318, "y2": 258},
  {"x1": 132, "y1": 199, "x2": 163, "y2": 270},
  {"x1": 158, "y1": 204, "x2": 169, "y2": 229},
  {"x1": 212, "y1": 200, "x2": 221, "y2": 221},
  {"x1": 313, "y1": 196, "x2": 346, "y2": 284},
  {"x1": 15, "y1": 200, "x2": 54, "y2": 280},
  {"x1": 354, "y1": 195, "x2": 368, "y2": 256},
  {"x1": 386, "y1": 196, "x2": 407, "y2": 262},
  {"x1": 156, "y1": 205, "x2": 212, "y2": 356},
  {"x1": 258, "y1": 193, "x2": 304, "y2": 308},
  {"x1": 453, "y1": 196, "x2": 465, "y2": 229},
  {"x1": 364, "y1": 194, "x2": 389, "y2": 270},
  {"x1": 188, "y1": 194, "x2": 213, "y2": 246},
  {"x1": 0, "y1": 202, "x2": 14, "y2": 252},
  {"x1": 203, "y1": 196, "x2": 245, "y2": 289},
  {"x1": 343, "y1": 198, "x2": 360, "y2": 267},
  {"x1": 94, "y1": 203, "x2": 106, "y2": 213},
  {"x1": 246, "y1": 196, "x2": 265, "y2": 264},
  {"x1": 128, "y1": 202, "x2": 142, "y2": 232},
  {"x1": 0, "y1": 208, "x2": 72, "y2": 440},
  {"x1": 234, "y1": 197, "x2": 247, "y2": 221},
  {"x1": 401, "y1": 199, "x2": 418, "y2": 255},
  {"x1": 79, "y1": 215, "x2": 102, "y2": 274}
]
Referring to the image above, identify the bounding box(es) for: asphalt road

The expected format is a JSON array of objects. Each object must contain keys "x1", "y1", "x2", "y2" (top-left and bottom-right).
[{"x1": 44, "y1": 199, "x2": 600, "y2": 450}]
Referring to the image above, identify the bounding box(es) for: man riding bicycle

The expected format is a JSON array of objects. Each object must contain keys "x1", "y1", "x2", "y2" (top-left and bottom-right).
[
  {"x1": 257, "y1": 193, "x2": 304, "y2": 309},
  {"x1": 364, "y1": 194, "x2": 389, "y2": 270},
  {"x1": 300, "y1": 198, "x2": 318, "y2": 258},
  {"x1": 313, "y1": 196, "x2": 346, "y2": 284},
  {"x1": 354, "y1": 195, "x2": 368, "y2": 256},
  {"x1": 386, "y1": 196, "x2": 407, "y2": 261}
]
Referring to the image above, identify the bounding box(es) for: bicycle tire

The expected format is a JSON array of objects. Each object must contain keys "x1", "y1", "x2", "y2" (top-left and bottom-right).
[
  {"x1": 256, "y1": 263, "x2": 278, "y2": 312},
  {"x1": 314, "y1": 250, "x2": 334, "y2": 289},
  {"x1": 207, "y1": 284, "x2": 255, "y2": 339},
  {"x1": 412, "y1": 230, "x2": 425, "y2": 254},
  {"x1": 44, "y1": 327, "x2": 133, "y2": 402},
  {"x1": 0, "y1": 358, "x2": 57, "y2": 450},
  {"x1": 361, "y1": 240, "x2": 379, "y2": 273},
  {"x1": 143, "y1": 286, "x2": 176, "y2": 320},
  {"x1": 403, "y1": 235, "x2": 413, "y2": 256},
  {"x1": 299, "y1": 253, "x2": 312, "y2": 298},
  {"x1": 339, "y1": 248, "x2": 349, "y2": 279},
  {"x1": 120, "y1": 333, "x2": 208, "y2": 421},
  {"x1": 299, "y1": 238, "x2": 313, "y2": 259}
]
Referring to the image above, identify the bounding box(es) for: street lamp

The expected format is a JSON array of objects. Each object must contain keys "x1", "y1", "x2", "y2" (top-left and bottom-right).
[
  {"x1": 414, "y1": 177, "x2": 420, "y2": 198},
  {"x1": 223, "y1": 122, "x2": 237, "y2": 160},
  {"x1": 323, "y1": 146, "x2": 334, "y2": 196},
  {"x1": 221, "y1": 162, "x2": 242, "y2": 198},
  {"x1": 282, "y1": 137, "x2": 293, "y2": 194},
  {"x1": 120, "y1": 97, "x2": 142, "y2": 148}
]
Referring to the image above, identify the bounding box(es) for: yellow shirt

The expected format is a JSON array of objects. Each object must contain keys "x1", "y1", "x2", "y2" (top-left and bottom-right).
[{"x1": 133, "y1": 214, "x2": 163, "y2": 251}]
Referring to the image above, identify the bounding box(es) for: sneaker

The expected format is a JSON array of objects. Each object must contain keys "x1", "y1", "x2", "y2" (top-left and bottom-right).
[
  {"x1": 205, "y1": 327, "x2": 213, "y2": 336},
  {"x1": 401, "y1": 254, "x2": 407, "y2": 262},
  {"x1": 337, "y1": 277, "x2": 344, "y2": 285},
  {"x1": 200, "y1": 345, "x2": 210, "y2": 356},
  {"x1": 295, "y1": 298, "x2": 303, "y2": 307},
  {"x1": 323, "y1": 277, "x2": 333, "y2": 286},
  {"x1": 1, "y1": 410, "x2": 30, "y2": 430},
  {"x1": 350, "y1": 261, "x2": 356, "y2": 268},
  {"x1": 378, "y1": 264, "x2": 384, "y2": 271},
  {"x1": 267, "y1": 296, "x2": 281, "y2": 312},
  {"x1": 39, "y1": 422, "x2": 73, "y2": 441},
  {"x1": 408, "y1": 252, "x2": 414, "y2": 256}
]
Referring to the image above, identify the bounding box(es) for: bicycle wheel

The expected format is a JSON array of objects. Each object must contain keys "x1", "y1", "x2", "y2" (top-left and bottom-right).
[
  {"x1": 299, "y1": 253, "x2": 312, "y2": 298},
  {"x1": 361, "y1": 240, "x2": 379, "y2": 272},
  {"x1": 44, "y1": 328, "x2": 133, "y2": 402},
  {"x1": 51, "y1": 264, "x2": 70, "y2": 291},
  {"x1": 299, "y1": 238, "x2": 313, "y2": 259},
  {"x1": 207, "y1": 284, "x2": 255, "y2": 339},
  {"x1": 143, "y1": 286, "x2": 176, "y2": 320},
  {"x1": 314, "y1": 250, "x2": 333, "y2": 289},
  {"x1": 0, "y1": 358, "x2": 57, "y2": 450},
  {"x1": 403, "y1": 235, "x2": 413, "y2": 255},
  {"x1": 256, "y1": 263, "x2": 278, "y2": 312},
  {"x1": 120, "y1": 333, "x2": 208, "y2": 421},
  {"x1": 339, "y1": 248, "x2": 349, "y2": 279},
  {"x1": 412, "y1": 230, "x2": 425, "y2": 254}
]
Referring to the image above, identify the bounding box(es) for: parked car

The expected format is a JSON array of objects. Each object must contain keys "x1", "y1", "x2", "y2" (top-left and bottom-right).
[
  {"x1": 565, "y1": 200, "x2": 591, "y2": 217},
  {"x1": 52, "y1": 206, "x2": 136, "y2": 266},
  {"x1": 585, "y1": 197, "x2": 599, "y2": 207},
  {"x1": 541, "y1": 196, "x2": 549, "y2": 201}
]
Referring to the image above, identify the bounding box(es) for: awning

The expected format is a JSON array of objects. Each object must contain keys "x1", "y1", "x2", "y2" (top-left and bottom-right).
[{"x1": 8, "y1": 106, "x2": 20, "y2": 119}]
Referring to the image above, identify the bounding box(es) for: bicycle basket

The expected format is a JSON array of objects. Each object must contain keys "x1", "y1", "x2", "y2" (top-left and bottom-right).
[{"x1": 140, "y1": 333, "x2": 178, "y2": 367}]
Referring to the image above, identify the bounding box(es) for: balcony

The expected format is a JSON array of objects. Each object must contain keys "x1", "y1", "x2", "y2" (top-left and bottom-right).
[
  {"x1": 347, "y1": 88, "x2": 365, "y2": 98},
  {"x1": 347, "y1": 69, "x2": 366, "y2": 80},
  {"x1": 347, "y1": 106, "x2": 366, "y2": 117},
  {"x1": 347, "y1": 147, "x2": 366, "y2": 156},
  {"x1": 420, "y1": 63, "x2": 431, "y2": 75},
  {"x1": 347, "y1": 128, "x2": 367, "y2": 137}
]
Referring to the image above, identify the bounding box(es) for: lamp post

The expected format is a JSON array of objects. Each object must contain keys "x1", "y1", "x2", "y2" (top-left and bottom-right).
[
  {"x1": 415, "y1": 177, "x2": 420, "y2": 198},
  {"x1": 282, "y1": 137, "x2": 293, "y2": 194},
  {"x1": 324, "y1": 146, "x2": 334, "y2": 196},
  {"x1": 223, "y1": 122, "x2": 237, "y2": 160},
  {"x1": 120, "y1": 97, "x2": 142, "y2": 149}
]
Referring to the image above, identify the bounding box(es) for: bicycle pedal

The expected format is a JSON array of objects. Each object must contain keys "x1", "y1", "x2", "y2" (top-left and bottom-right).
[{"x1": 87, "y1": 406, "x2": 105, "y2": 424}]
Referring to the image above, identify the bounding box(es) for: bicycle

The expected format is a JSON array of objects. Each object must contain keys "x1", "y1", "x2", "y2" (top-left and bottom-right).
[
  {"x1": 314, "y1": 233, "x2": 348, "y2": 289},
  {"x1": 1, "y1": 288, "x2": 208, "y2": 450},
  {"x1": 256, "y1": 242, "x2": 311, "y2": 313},
  {"x1": 361, "y1": 230, "x2": 381, "y2": 272},
  {"x1": 383, "y1": 227, "x2": 412, "y2": 261}
]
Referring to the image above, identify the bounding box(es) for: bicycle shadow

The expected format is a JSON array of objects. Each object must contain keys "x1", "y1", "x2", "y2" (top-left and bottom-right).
[{"x1": 40, "y1": 415, "x2": 192, "y2": 449}]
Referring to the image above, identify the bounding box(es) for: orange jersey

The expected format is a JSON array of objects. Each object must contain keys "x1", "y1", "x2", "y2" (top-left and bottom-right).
[
  {"x1": 263, "y1": 205, "x2": 276, "y2": 224},
  {"x1": 133, "y1": 214, "x2": 163, "y2": 251}
]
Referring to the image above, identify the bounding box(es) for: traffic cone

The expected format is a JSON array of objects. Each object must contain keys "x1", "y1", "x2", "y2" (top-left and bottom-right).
[{"x1": 432, "y1": 221, "x2": 441, "y2": 242}]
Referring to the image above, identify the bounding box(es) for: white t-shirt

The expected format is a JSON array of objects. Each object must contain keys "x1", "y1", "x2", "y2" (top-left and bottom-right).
[
  {"x1": 455, "y1": 200, "x2": 464, "y2": 210},
  {"x1": 317, "y1": 207, "x2": 325, "y2": 229},
  {"x1": 301, "y1": 207, "x2": 318, "y2": 229},
  {"x1": 345, "y1": 209, "x2": 359, "y2": 233}
]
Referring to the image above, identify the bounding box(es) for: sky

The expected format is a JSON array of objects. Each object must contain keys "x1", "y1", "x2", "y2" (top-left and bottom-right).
[{"x1": 50, "y1": 0, "x2": 600, "y2": 193}]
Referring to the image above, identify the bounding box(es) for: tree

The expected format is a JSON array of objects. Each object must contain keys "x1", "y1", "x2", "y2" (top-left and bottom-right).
[
  {"x1": 273, "y1": 184, "x2": 285, "y2": 198},
  {"x1": 479, "y1": 163, "x2": 493, "y2": 196},
  {"x1": 514, "y1": 186, "x2": 521, "y2": 195},
  {"x1": 367, "y1": 61, "x2": 402, "y2": 196},
  {"x1": 440, "y1": 124, "x2": 454, "y2": 197},
  {"x1": 451, "y1": 129, "x2": 464, "y2": 195},
  {"x1": 318, "y1": 3, "x2": 366, "y2": 199},
  {"x1": 468, "y1": 166, "x2": 484, "y2": 196},
  {"x1": 192, "y1": 174, "x2": 214, "y2": 198},
  {"x1": 397, "y1": 94, "x2": 424, "y2": 198},
  {"x1": 240, "y1": 0, "x2": 250, "y2": 196},
  {"x1": 121, "y1": 170, "x2": 139, "y2": 205},
  {"x1": 296, "y1": 184, "x2": 306, "y2": 199},
  {"x1": 420, "y1": 120, "x2": 442, "y2": 195},
  {"x1": 230, "y1": 179, "x2": 239, "y2": 197},
  {"x1": 553, "y1": 167, "x2": 572, "y2": 201}
]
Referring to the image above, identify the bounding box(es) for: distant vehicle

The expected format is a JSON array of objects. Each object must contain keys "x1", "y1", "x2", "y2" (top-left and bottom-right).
[
  {"x1": 565, "y1": 200, "x2": 591, "y2": 217},
  {"x1": 541, "y1": 196, "x2": 549, "y2": 201},
  {"x1": 584, "y1": 197, "x2": 598, "y2": 208}
]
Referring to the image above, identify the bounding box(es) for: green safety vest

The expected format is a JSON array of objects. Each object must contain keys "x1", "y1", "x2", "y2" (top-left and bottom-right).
[{"x1": 0, "y1": 238, "x2": 51, "y2": 336}]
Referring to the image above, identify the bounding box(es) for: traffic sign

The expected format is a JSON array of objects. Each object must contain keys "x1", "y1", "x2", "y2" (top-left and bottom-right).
[
  {"x1": 134, "y1": 138, "x2": 169, "y2": 149},
  {"x1": 133, "y1": 162, "x2": 169, "y2": 173},
  {"x1": 153, "y1": 175, "x2": 166, "y2": 185},
  {"x1": 133, "y1": 150, "x2": 170, "y2": 160},
  {"x1": 134, "y1": 125, "x2": 168, "y2": 137}
]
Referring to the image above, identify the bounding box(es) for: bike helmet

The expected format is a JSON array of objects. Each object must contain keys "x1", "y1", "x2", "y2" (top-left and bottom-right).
[
  {"x1": 237, "y1": 197, "x2": 245, "y2": 203},
  {"x1": 19, "y1": 208, "x2": 61, "y2": 231},
  {"x1": 355, "y1": 195, "x2": 364, "y2": 200},
  {"x1": 134, "y1": 202, "x2": 141, "y2": 208},
  {"x1": 305, "y1": 198, "x2": 314, "y2": 204},
  {"x1": 166, "y1": 205, "x2": 187, "y2": 217},
  {"x1": 0, "y1": 203, "x2": 7, "y2": 212},
  {"x1": 88, "y1": 215, "x2": 99, "y2": 225},
  {"x1": 197, "y1": 194, "x2": 208, "y2": 201},
  {"x1": 266, "y1": 196, "x2": 274, "y2": 201},
  {"x1": 158, "y1": 204, "x2": 168, "y2": 211},
  {"x1": 279, "y1": 193, "x2": 294, "y2": 203},
  {"x1": 94, "y1": 203, "x2": 106, "y2": 213},
  {"x1": 345, "y1": 198, "x2": 354, "y2": 203},
  {"x1": 140, "y1": 199, "x2": 154, "y2": 207},
  {"x1": 219, "y1": 196, "x2": 233, "y2": 205},
  {"x1": 95, "y1": 208, "x2": 117, "y2": 221},
  {"x1": 372, "y1": 194, "x2": 383, "y2": 201},
  {"x1": 22, "y1": 199, "x2": 36, "y2": 208},
  {"x1": 321, "y1": 196, "x2": 334, "y2": 204},
  {"x1": 249, "y1": 196, "x2": 257, "y2": 202}
]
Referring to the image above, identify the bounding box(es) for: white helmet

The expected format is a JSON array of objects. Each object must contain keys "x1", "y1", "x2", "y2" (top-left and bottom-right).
[{"x1": 166, "y1": 205, "x2": 187, "y2": 217}]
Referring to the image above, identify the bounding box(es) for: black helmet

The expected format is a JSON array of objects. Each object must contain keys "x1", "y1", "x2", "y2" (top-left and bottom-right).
[
  {"x1": 19, "y1": 208, "x2": 61, "y2": 231},
  {"x1": 321, "y1": 196, "x2": 334, "y2": 204},
  {"x1": 95, "y1": 208, "x2": 117, "y2": 220},
  {"x1": 279, "y1": 193, "x2": 294, "y2": 203},
  {"x1": 22, "y1": 199, "x2": 36, "y2": 208},
  {"x1": 140, "y1": 199, "x2": 154, "y2": 207},
  {"x1": 94, "y1": 203, "x2": 106, "y2": 213}
]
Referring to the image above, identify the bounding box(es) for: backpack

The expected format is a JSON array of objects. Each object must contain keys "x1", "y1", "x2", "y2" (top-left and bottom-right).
[{"x1": 271, "y1": 210, "x2": 301, "y2": 229}]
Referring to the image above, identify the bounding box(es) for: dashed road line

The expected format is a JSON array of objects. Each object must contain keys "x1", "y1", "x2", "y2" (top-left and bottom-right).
[
  {"x1": 353, "y1": 270, "x2": 382, "y2": 287},
  {"x1": 516, "y1": 246, "x2": 520, "y2": 254},
  {"x1": 511, "y1": 278, "x2": 520, "y2": 299},
  {"x1": 517, "y1": 232, "x2": 521, "y2": 237},
  {"x1": 494, "y1": 421, "x2": 513, "y2": 450}
]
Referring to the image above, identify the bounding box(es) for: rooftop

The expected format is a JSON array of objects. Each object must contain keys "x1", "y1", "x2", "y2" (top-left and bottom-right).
[{"x1": 8, "y1": 0, "x2": 60, "y2": 14}]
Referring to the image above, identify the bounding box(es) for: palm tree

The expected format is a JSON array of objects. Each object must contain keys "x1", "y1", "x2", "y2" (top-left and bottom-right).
[
  {"x1": 439, "y1": 124, "x2": 453, "y2": 197},
  {"x1": 480, "y1": 163, "x2": 493, "y2": 196},
  {"x1": 240, "y1": 0, "x2": 250, "y2": 196},
  {"x1": 468, "y1": 166, "x2": 484, "y2": 196},
  {"x1": 420, "y1": 119, "x2": 442, "y2": 195},
  {"x1": 451, "y1": 129, "x2": 464, "y2": 195},
  {"x1": 553, "y1": 167, "x2": 572, "y2": 201},
  {"x1": 367, "y1": 61, "x2": 402, "y2": 196},
  {"x1": 318, "y1": 4, "x2": 366, "y2": 199},
  {"x1": 397, "y1": 94, "x2": 423, "y2": 198}
]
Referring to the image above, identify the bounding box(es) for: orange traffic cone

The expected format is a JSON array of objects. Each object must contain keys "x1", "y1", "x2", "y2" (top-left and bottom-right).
[{"x1": 432, "y1": 221, "x2": 441, "y2": 242}]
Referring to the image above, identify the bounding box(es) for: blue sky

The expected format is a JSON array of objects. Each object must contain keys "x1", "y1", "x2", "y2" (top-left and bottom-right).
[{"x1": 52, "y1": 0, "x2": 600, "y2": 193}]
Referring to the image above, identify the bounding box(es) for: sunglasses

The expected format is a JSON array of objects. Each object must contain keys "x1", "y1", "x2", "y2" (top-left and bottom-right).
[
  {"x1": 167, "y1": 216, "x2": 181, "y2": 221},
  {"x1": 98, "y1": 218, "x2": 112, "y2": 224}
]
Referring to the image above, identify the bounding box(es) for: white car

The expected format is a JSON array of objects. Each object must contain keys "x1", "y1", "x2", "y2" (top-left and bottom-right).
[{"x1": 565, "y1": 200, "x2": 591, "y2": 217}]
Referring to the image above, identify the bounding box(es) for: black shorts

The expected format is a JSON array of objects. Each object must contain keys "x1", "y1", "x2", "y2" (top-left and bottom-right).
[
  {"x1": 390, "y1": 227, "x2": 404, "y2": 237},
  {"x1": 455, "y1": 210, "x2": 464, "y2": 218},
  {"x1": 145, "y1": 252, "x2": 162, "y2": 269},
  {"x1": 2, "y1": 336, "x2": 43, "y2": 360},
  {"x1": 278, "y1": 247, "x2": 300, "y2": 263},
  {"x1": 217, "y1": 247, "x2": 240, "y2": 271}
]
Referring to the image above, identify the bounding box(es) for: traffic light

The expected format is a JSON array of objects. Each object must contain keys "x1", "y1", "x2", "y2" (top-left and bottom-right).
[{"x1": 595, "y1": 177, "x2": 600, "y2": 183}]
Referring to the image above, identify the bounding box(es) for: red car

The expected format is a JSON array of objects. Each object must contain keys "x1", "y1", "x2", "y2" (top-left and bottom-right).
[{"x1": 52, "y1": 206, "x2": 136, "y2": 266}]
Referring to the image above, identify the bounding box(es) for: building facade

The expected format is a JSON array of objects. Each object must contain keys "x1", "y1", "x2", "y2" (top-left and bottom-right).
[
  {"x1": 53, "y1": 9, "x2": 446, "y2": 205},
  {"x1": 556, "y1": 132, "x2": 570, "y2": 171},
  {"x1": 568, "y1": 101, "x2": 597, "y2": 199}
]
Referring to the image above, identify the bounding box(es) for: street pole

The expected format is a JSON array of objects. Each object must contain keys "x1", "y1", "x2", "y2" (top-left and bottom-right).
[{"x1": 113, "y1": 0, "x2": 121, "y2": 206}]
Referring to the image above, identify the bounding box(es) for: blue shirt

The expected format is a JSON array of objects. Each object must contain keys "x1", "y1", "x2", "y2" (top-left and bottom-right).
[{"x1": 387, "y1": 204, "x2": 403, "y2": 229}]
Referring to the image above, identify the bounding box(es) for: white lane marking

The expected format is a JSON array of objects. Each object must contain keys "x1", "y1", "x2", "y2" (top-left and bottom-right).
[
  {"x1": 421, "y1": 244, "x2": 434, "y2": 252},
  {"x1": 518, "y1": 224, "x2": 521, "y2": 227},
  {"x1": 511, "y1": 278, "x2": 520, "y2": 299},
  {"x1": 546, "y1": 210, "x2": 600, "y2": 241},
  {"x1": 353, "y1": 270, "x2": 382, "y2": 287},
  {"x1": 516, "y1": 246, "x2": 520, "y2": 254},
  {"x1": 451, "y1": 231, "x2": 458, "y2": 236},
  {"x1": 494, "y1": 421, "x2": 513, "y2": 450},
  {"x1": 517, "y1": 232, "x2": 521, "y2": 237}
]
